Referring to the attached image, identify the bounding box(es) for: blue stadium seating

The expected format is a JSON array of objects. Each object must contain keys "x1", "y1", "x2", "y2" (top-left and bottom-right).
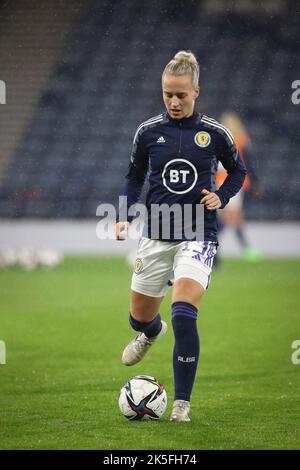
[{"x1": 0, "y1": 0, "x2": 299, "y2": 220}]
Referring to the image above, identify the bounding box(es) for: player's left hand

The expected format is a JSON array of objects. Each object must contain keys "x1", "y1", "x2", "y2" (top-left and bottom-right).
[{"x1": 200, "y1": 189, "x2": 222, "y2": 210}]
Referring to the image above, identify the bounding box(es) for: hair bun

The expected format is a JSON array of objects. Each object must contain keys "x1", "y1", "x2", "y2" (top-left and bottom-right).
[
  {"x1": 163, "y1": 50, "x2": 200, "y2": 87},
  {"x1": 174, "y1": 50, "x2": 198, "y2": 65}
]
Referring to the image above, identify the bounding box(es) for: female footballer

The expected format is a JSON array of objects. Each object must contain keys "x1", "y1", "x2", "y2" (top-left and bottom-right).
[{"x1": 115, "y1": 51, "x2": 246, "y2": 422}]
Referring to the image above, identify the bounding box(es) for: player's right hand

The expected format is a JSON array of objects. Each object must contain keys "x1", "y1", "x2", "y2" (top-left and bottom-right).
[{"x1": 115, "y1": 221, "x2": 129, "y2": 240}]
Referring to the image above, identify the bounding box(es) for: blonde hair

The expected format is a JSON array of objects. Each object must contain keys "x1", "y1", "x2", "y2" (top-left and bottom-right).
[
  {"x1": 220, "y1": 112, "x2": 247, "y2": 140},
  {"x1": 163, "y1": 50, "x2": 200, "y2": 88}
]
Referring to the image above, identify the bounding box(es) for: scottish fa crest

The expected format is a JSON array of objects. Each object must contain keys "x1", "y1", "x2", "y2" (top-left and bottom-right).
[
  {"x1": 194, "y1": 131, "x2": 211, "y2": 148},
  {"x1": 134, "y1": 258, "x2": 143, "y2": 274}
]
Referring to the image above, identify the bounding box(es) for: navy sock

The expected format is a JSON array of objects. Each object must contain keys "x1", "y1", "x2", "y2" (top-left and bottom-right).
[
  {"x1": 172, "y1": 302, "x2": 199, "y2": 401},
  {"x1": 129, "y1": 313, "x2": 162, "y2": 338}
]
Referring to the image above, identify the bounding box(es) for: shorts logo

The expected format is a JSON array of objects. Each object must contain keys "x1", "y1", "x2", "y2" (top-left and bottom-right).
[
  {"x1": 194, "y1": 131, "x2": 211, "y2": 148},
  {"x1": 162, "y1": 158, "x2": 198, "y2": 194},
  {"x1": 134, "y1": 258, "x2": 143, "y2": 273}
]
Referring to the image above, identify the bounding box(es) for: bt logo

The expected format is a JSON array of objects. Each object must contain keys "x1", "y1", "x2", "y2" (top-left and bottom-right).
[
  {"x1": 162, "y1": 158, "x2": 198, "y2": 194},
  {"x1": 169, "y1": 169, "x2": 190, "y2": 183}
]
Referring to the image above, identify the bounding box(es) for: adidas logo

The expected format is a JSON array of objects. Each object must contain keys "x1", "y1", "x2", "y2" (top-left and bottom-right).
[{"x1": 157, "y1": 136, "x2": 166, "y2": 143}]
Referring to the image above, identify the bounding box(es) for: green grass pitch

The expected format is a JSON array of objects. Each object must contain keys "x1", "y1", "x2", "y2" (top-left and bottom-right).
[{"x1": 0, "y1": 257, "x2": 299, "y2": 450}]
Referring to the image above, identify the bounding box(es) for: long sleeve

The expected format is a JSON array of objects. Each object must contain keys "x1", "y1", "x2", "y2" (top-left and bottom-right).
[
  {"x1": 214, "y1": 134, "x2": 247, "y2": 209},
  {"x1": 118, "y1": 128, "x2": 149, "y2": 222}
]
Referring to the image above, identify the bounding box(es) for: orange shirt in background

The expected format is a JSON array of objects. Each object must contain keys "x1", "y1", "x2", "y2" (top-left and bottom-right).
[{"x1": 216, "y1": 133, "x2": 251, "y2": 191}]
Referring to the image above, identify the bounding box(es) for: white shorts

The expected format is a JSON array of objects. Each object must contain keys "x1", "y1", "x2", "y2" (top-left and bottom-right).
[{"x1": 131, "y1": 238, "x2": 218, "y2": 298}]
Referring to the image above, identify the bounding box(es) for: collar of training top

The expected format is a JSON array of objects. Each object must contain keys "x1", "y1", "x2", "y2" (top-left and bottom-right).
[{"x1": 165, "y1": 111, "x2": 203, "y2": 127}]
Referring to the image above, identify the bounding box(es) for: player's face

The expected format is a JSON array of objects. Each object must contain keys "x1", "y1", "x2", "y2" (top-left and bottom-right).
[{"x1": 162, "y1": 73, "x2": 200, "y2": 119}]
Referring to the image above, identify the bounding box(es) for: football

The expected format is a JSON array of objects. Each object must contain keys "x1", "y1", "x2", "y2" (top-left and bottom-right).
[{"x1": 118, "y1": 375, "x2": 167, "y2": 420}]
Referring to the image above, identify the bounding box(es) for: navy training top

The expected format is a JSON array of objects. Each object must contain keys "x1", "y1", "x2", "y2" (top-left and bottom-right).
[{"x1": 120, "y1": 111, "x2": 247, "y2": 242}]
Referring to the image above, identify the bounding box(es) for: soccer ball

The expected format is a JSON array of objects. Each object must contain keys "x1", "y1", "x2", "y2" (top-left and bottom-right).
[{"x1": 118, "y1": 375, "x2": 167, "y2": 420}]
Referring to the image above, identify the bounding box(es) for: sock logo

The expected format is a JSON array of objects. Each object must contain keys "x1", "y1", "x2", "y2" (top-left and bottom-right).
[{"x1": 178, "y1": 356, "x2": 195, "y2": 363}]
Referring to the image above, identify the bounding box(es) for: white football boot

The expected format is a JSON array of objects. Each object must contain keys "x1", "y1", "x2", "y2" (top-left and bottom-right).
[
  {"x1": 122, "y1": 321, "x2": 167, "y2": 366},
  {"x1": 170, "y1": 400, "x2": 191, "y2": 422}
]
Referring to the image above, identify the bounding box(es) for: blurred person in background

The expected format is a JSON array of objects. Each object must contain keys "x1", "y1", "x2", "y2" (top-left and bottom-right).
[{"x1": 216, "y1": 112, "x2": 264, "y2": 262}]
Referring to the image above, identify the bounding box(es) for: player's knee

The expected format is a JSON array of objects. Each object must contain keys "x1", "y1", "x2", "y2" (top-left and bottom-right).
[{"x1": 173, "y1": 278, "x2": 204, "y2": 309}]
